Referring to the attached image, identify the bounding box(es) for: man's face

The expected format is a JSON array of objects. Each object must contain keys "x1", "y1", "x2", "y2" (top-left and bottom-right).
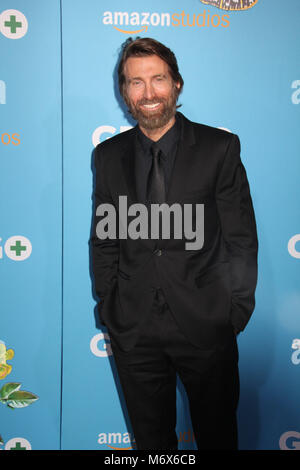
[{"x1": 123, "y1": 55, "x2": 180, "y2": 131}]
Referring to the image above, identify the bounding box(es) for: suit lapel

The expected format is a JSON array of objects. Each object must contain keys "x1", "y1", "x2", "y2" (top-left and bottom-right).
[
  {"x1": 166, "y1": 112, "x2": 197, "y2": 203},
  {"x1": 121, "y1": 127, "x2": 138, "y2": 203},
  {"x1": 120, "y1": 126, "x2": 155, "y2": 250}
]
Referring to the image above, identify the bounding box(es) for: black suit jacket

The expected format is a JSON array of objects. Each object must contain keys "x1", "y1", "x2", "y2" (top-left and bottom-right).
[{"x1": 91, "y1": 112, "x2": 258, "y2": 351}]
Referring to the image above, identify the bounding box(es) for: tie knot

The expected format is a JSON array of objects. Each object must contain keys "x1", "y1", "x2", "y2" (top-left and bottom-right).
[{"x1": 150, "y1": 144, "x2": 161, "y2": 160}]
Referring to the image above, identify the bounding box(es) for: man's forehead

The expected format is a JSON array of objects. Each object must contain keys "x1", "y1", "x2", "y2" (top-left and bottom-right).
[{"x1": 124, "y1": 55, "x2": 170, "y2": 77}]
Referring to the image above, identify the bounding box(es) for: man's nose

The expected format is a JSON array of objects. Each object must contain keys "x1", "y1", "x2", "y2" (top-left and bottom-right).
[{"x1": 143, "y1": 82, "x2": 155, "y2": 100}]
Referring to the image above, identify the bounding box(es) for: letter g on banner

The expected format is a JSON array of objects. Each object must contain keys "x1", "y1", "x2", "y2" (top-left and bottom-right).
[
  {"x1": 92, "y1": 125, "x2": 132, "y2": 146},
  {"x1": 90, "y1": 333, "x2": 112, "y2": 357},
  {"x1": 279, "y1": 431, "x2": 300, "y2": 450},
  {"x1": 288, "y1": 235, "x2": 300, "y2": 259}
]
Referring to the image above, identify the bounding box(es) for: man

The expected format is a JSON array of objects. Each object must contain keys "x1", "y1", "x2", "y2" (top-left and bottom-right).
[{"x1": 91, "y1": 37, "x2": 258, "y2": 450}]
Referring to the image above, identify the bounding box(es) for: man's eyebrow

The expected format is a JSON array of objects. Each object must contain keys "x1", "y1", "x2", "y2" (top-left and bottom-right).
[
  {"x1": 127, "y1": 73, "x2": 167, "y2": 82},
  {"x1": 127, "y1": 76, "x2": 142, "y2": 82}
]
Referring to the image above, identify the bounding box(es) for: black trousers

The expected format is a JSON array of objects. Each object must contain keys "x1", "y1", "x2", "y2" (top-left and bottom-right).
[{"x1": 109, "y1": 288, "x2": 240, "y2": 450}]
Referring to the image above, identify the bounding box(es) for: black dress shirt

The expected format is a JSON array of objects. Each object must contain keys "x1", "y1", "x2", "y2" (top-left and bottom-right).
[{"x1": 134, "y1": 114, "x2": 181, "y2": 203}]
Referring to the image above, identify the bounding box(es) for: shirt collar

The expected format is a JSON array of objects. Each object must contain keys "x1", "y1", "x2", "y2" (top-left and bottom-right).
[{"x1": 137, "y1": 113, "x2": 180, "y2": 158}]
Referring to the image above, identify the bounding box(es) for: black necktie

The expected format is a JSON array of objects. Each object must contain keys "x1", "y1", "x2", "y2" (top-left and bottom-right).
[{"x1": 147, "y1": 144, "x2": 166, "y2": 204}]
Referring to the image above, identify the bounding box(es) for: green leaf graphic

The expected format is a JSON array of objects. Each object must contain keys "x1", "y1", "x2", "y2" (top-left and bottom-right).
[
  {"x1": 3, "y1": 390, "x2": 38, "y2": 409},
  {"x1": 0, "y1": 382, "x2": 21, "y2": 400}
]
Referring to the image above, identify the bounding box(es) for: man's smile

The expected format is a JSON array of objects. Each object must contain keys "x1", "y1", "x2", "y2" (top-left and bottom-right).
[{"x1": 140, "y1": 102, "x2": 162, "y2": 111}]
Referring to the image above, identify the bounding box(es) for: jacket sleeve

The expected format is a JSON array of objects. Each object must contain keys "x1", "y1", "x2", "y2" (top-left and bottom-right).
[
  {"x1": 90, "y1": 145, "x2": 119, "y2": 323},
  {"x1": 215, "y1": 133, "x2": 258, "y2": 333}
]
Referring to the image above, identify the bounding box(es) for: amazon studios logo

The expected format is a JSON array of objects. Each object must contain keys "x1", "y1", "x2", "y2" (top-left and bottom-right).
[
  {"x1": 291, "y1": 339, "x2": 300, "y2": 365},
  {"x1": 102, "y1": 9, "x2": 231, "y2": 33},
  {"x1": 102, "y1": 0, "x2": 259, "y2": 34},
  {"x1": 98, "y1": 431, "x2": 135, "y2": 450},
  {"x1": 291, "y1": 80, "x2": 300, "y2": 105}
]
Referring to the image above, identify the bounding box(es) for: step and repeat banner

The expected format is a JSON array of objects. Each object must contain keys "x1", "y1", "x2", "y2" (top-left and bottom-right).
[{"x1": 1, "y1": 0, "x2": 299, "y2": 451}]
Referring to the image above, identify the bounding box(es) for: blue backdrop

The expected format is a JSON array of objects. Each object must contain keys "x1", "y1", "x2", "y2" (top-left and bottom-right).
[{"x1": 1, "y1": 0, "x2": 300, "y2": 451}]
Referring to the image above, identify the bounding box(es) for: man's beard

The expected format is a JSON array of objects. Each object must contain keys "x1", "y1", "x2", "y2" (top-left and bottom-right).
[{"x1": 125, "y1": 85, "x2": 179, "y2": 130}]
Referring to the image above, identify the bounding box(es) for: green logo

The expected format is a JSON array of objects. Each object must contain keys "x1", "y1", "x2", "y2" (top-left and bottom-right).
[
  {"x1": 0, "y1": 9, "x2": 28, "y2": 39},
  {"x1": 4, "y1": 15, "x2": 22, "y2": 34},
  {"x1": 10, "y1": 240, "x2": 26, "y2": 256},
  {"x1": 3, "y1": 437, "x2": 32, "y2": 451},
  {"x1": 4, "y1": 236, "x2": 32, "y2": 261},
  {"x1": 9, "y1": 441, "x2": 27, "y2": 451}
]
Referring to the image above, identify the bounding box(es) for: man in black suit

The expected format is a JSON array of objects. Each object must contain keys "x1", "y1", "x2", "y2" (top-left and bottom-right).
[{"x1": 91, "y1": 37, "x2": 258, "y2": 450}]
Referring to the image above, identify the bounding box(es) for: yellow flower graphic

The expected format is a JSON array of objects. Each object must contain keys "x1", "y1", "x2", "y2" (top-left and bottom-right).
[{"x1": 0, "y1": 342, "x2": 14, "y2": 380}]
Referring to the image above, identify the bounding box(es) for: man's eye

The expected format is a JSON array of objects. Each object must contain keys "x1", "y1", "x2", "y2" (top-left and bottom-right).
[{"x1": 132, "y1": 80, "x2": 142, "y2": 86}]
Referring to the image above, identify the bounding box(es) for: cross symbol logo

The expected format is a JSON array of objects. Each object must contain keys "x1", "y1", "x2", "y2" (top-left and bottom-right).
[
  {"x1": 10, "y1": 240, "x2": 27, "y2": 256},
  {"x1": 0, "y1": 9, "x2": 28, "y2": 39},
  {"x1": 10, "y1": 441, "x2": 27, "y2": 451},
  {"x1": 4, "y1": 236, "x2": 32, "y2": 261},
  {"x1": 4, "y1": 15, "x2": 22, "y2": 34},
  {"x1": 5, "y1": 437, "x2": 31, "y2": 450}
]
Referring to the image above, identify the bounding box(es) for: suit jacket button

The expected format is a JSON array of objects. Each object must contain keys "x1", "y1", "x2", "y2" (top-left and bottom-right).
[{"x1": 155, "y1": 249, "x2": 162, "y2": 256}]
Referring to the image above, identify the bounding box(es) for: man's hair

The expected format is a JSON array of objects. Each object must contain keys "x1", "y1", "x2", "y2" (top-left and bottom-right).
[{"x1": 118, "y1": 37, "x2": 184, "y2": 99}]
